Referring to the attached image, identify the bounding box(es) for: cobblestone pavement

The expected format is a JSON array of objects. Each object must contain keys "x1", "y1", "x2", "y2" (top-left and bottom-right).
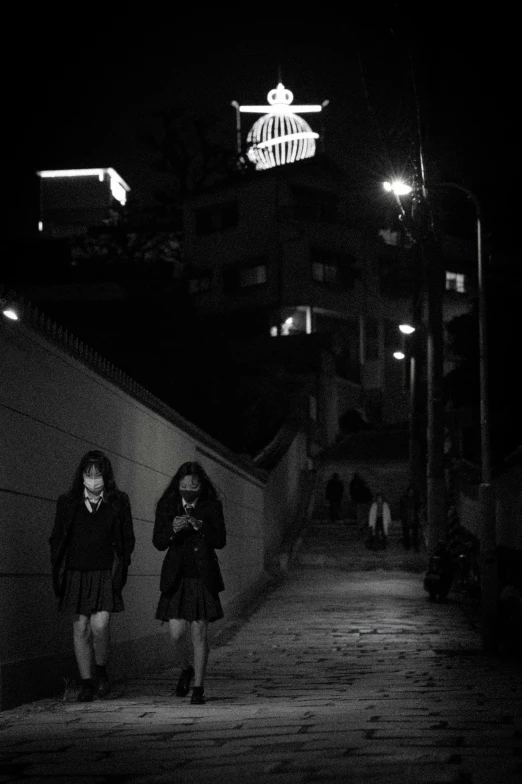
[{"x1": 1, "y1": 521, "x2": 521, "y2": 783}]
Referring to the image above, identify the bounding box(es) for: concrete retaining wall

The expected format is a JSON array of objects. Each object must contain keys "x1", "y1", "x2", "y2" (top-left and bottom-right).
[{"x1": 0, "y1": 318, "x2": 273, "y2": 709}]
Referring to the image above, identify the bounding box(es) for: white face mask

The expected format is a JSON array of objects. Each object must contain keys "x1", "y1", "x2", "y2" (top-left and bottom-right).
[{"x1": 84, "y1": 475, "x2": 104, "y2": 494}]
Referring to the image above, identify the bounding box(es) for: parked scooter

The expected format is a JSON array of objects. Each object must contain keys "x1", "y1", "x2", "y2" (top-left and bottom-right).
[{"x1": 423, "y1": 541, "x2": 454, "y2": 601}]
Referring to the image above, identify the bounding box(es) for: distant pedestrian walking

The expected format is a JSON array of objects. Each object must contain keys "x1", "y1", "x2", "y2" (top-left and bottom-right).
[
  {"x1": 367, "y1": 492, "x2": 392, "y2": 549},
  {"x1": 349, "y1": 472, "x2": 373, "y2": 532},
  {"x1": 153, "y1": 461, "x2": 226, "y2": 706},
  {"x1": 49, "y1": 451, "x2": 135, "y2": 703},
  {"x1": 325, "y1": 472, "x2": 344, "y2": 521}
]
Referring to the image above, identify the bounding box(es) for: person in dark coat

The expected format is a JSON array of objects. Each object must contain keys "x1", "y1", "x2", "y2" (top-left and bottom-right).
[
  {"x1": 325, "y1": 472, "x2": 344, "y2": 521},
  {"x1": 49, "y1": 450, "x2": 135, "y2": 702},
  {"x1": 349, "y1": 472, "x2": 373, "y2": 532},
  {"x1": 153, "y1": 461, "x2": 226, "y2": 705}
]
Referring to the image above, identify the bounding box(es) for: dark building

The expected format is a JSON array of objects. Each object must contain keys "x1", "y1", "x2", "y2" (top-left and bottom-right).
[{"x1": 36, "y1": 168, "x2": 130, "y2": 237}]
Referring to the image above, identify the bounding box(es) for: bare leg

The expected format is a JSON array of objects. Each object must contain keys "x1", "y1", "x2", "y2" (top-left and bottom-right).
[
  {"x1": 168, "y1": 619, "x2": 191, "y2": 668},
  {"x1": 90, "y1": 611, "x2": 111, "y2": 666},
  {"x1": 191, "y1": 621, "x2": 209, "y2": 687},
  {"x1": 73, "y1": 615, "x2": 93, "y2": 679}
]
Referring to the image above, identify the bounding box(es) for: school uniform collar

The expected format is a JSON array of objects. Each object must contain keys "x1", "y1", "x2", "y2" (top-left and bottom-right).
[{"x1": 84, "y1": 488, "x2": 105, "y2": 513}]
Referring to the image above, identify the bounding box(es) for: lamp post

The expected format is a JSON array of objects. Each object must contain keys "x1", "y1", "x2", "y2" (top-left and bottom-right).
[
  {"x1": 437, "y1": 183, "x2": 496, "y2": 651},
  {"x1": 384, "y1": 180, "x2": 446, "y2": 554},
  {"x1": 394, "y1": 323, "x2": 424, "y2": 516},
  {"x1": 398, "y1": 324, "x2": 422, "y2": 496}
]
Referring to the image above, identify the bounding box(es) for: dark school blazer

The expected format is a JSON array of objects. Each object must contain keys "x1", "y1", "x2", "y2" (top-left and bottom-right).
[
  {"x1": 49, "y1": 491, "x2": 136, "y2": 599},
  {"x1": 152, "y1": 496, "x2": 226, "y2": 596}
]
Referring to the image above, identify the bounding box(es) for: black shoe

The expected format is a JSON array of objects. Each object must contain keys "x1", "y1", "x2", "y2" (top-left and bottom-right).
[
  {"x1": 190, "y1": 686, "x2": 205, "y2": 705},
  {"x1": 77, "y1": 682, "x2": 94, "y2": 702},
  {"x1": 95, "y1": 675, "x2": 112, "y2": 698},
  {"x1": 175, "y1": 666, "x2": 195, "y2": 697}
]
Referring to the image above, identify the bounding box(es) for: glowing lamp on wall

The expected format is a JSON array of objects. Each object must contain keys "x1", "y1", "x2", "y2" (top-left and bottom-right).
[{"x1": 240, "y1": 83, "x2": 322, "y2": 170}]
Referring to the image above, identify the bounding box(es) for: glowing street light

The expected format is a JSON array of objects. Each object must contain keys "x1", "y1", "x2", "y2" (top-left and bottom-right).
[
  {"x1": 383, "y1": 180, "x2": 413, "y2": 196},
  {"x1": 1, "y1": 297, "x2": 19, "y2": 321},
  {"x1": 399, "y1": 323, "x2": 416, "y2": 335},
  {"x1": 393, "y1": 350, "x2": 406, "y2": 360}
]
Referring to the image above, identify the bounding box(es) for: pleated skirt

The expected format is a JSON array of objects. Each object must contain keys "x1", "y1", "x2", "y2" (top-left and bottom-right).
[
  {"x1": 59, "y1": 569, "x2": 124, "y2": 615},
  {"x1": 156, "y1": 577, "x2": 224, "y2": 623}
]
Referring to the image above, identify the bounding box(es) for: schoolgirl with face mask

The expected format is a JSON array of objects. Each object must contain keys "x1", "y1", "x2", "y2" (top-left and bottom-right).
[
  {"x1": 153, "y1": 461, "x2": 226, "y2": 705},
  {"x1": 49, "y1": 451, "x2": 135, "y2": 702}
]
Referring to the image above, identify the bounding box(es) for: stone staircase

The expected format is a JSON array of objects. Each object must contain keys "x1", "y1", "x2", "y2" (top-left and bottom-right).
[{"x1": 293, "y1": 510, "x2": 427, "y2": 573}]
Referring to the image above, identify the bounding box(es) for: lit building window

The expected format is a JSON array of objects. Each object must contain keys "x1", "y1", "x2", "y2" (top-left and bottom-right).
[
  {"x1": 446, "y1": 271, "x2": 466, "y2": 293},
  {"x1": 270, "y1": 306, "x2": 311, "y2": 337}
]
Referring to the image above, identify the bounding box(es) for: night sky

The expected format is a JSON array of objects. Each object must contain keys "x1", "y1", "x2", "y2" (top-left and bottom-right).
[
  {"x1": 7, "y1": 11, "x2": 518, "y2": 247},
  {"x1": 3, "y1": 10, "x2": 519, "y2": 457}
]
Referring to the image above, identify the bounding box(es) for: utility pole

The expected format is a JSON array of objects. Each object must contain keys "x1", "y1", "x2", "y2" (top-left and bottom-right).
[
  {"x1": 424, "y1": 234, "x2": 447, "y2": 552},
  {"x1": 408, "y1": 242, "x2": 427, "y2": 504}
]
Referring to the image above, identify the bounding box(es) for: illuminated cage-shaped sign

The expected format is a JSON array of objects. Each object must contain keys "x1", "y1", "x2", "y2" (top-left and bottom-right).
[{"x1": 240, "y1": 83, "x2": 321, "y2": 171}]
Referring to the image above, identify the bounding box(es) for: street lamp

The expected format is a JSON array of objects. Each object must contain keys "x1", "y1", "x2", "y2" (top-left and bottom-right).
[
  {"x1": 383, "y1": 178, "x2": 446, "y2": 556},
  {"x1": 383, "y1": 180, "x2": 413, "y2": 196},
  {"x1": 1, "y1": 298, "x2": 19, "y2": 321}
]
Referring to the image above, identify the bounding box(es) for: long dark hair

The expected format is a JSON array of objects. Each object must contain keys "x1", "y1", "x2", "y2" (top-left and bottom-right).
[
  {"x1": 67, "y1": 450, "x2": 119, "y2": 501},
  {"x1": 157, "y1": 461, "x2": 218, "y2": 511}
]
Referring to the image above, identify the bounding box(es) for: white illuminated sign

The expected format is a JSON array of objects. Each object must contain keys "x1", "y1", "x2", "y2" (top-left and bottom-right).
[
  {"x1": 240, "y1": 83, "x2": 322, "y2": 114},
  {"x1": 239, "y1": 83, "x2": 322, "y2": 171}
]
